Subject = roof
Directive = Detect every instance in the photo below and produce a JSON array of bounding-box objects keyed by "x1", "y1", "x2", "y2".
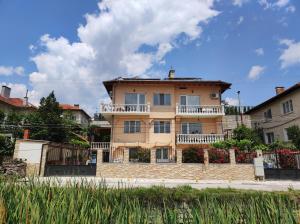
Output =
[
  {"x1": 245, "y1": 82, "x2": 300, "y2": 114},
  {"x1": 60, "y1": 104, "x2": 91, "y2": 119},
  {"x1": 0, "y1": 95, "x2": 36, "y2": 109},
  {"x1": 103, "y1": 76, "x2": 231, "y2": 96}
]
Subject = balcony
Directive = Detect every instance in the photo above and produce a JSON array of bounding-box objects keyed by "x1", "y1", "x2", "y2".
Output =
[
  {"x1": 100, "y1": 103, "x2": 150, "y2": 116},
  {"x1": 176, "y1": 104, "x2": 224, "y2": 117},
  {"x1": 91, "y1": 142, "x2": 110, "y2": 150},
  {"x1": 176, "y1": 134, "x2": 224, "y2": 144}
]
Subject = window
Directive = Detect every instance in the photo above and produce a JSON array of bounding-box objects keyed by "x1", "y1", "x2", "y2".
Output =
[
  {"x1": 154, "y1": 121, "x2": 171, "y2": 133},
  {"x1": 266, "y1": 132, "x2": 275, "y2": 144},
  {"x1": 282, "y1": 100, "x2": 293, "y2": 114},
  {"x1": 284, "y1": 128, "x2": 290, "y2": 141},
  {"x1": 156, "y1": 148, "x2": 169, "y2": 162},
  {"x1": 124, "y1": 121, "x2": 141, "y2": 133},
  {"x1": 264, "y1": 109, "x2": 272, "y2": 121},
  {"x1": 180, "y1": 95, "x2": 200, "y2": 106},
  {"x1": 181, "y1": 123, "x2": 202, "y2": 134},
  {"x1": 153, "y1": 93, "x2": 171, "y2": 105},
  {"x1": 125, "y1": 93, "x2": 145, "y2": 105}
]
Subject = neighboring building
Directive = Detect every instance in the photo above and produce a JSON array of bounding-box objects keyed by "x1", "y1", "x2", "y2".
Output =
[
  {"x1": 246, "y1": 84, "x2": 300, "y2": 144},
  {"x1": 90, "y1": 113, "x2": 111, "y2": 142},
  {"x1": 60, "y1": 104, "x2": 91, "y2": 126},
  {"x1": 0, "y1": 85, "x2": 36, "y2": 113},
  {"x1": 93, "y1": 70, "x2": 231, "y2": 162}
]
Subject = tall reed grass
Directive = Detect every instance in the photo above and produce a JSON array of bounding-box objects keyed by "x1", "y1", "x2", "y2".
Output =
[{"x1": 0, "y1": 177, "x2": 299, "y2": 223}]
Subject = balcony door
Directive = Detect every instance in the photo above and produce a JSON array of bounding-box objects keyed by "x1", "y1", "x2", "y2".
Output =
[
  {"x1": 125, "y1": 93, "x2": 145, "y2": 111},
  {"x1": 180, "y1": 95, "x2": 200, "y2": 113},
  {"x1": 181, "y1": 122, "x2": 202, "y2": 134}
]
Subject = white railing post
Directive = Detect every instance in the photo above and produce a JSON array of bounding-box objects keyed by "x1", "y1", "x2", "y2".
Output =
[{"x1": 176, "y1": 134, "x2": 224, "y2": 144}]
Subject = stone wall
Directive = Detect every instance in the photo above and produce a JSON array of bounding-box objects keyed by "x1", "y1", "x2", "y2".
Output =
[{"x1": 96, "y1": 149, "x2": 256, "y2": 180}]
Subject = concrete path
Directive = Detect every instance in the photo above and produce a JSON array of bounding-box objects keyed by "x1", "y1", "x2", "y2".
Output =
[{"x1": 28, "y1": 177, "x2": 300, "y2": 191}]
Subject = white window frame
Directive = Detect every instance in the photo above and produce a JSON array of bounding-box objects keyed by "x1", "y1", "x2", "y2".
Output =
[
  {"x1": 282, "y1": 99, "x2": 293, "y2": 115},
  {"x1": 125, "y1": 93, "x2": 145, "y2": 105},
  {"x1": 154, "y1": 120, "x2": 171, "y2": 133},
  {"x1": 156, "y1": 147, "x2": 169, "y2": 162},
  {"x1": 265, "y1": 132, "x2": 275, "y2": 144},
  {"x1": 264, "y1": 108, "x2": 272, "y2": 121},
  {"x1": 124, "y1": 121, "x2": 141, "y2": 133}
]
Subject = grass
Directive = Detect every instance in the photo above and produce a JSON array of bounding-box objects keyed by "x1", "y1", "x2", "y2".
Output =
[{"x1": 0, "y1": 178, "x2": 299, "y2": 223}]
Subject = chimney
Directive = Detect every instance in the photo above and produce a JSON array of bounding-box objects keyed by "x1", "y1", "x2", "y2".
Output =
[
  {"x1": 74, "y1": 104, "x2": 80, "y2": 108},
  {"x1": 23, "y1": 90, "x2": 28, "y2": 106},
  {"x1": 275, "y1": 86, "x2": 285, "y2": 95},
  {"x1": 23, "y1": 129, "x2": 30, "y2": 140},
  {"x1": 1, "y1": 86, "x2": 11, "y2": 98},
  {"x1": 168, "y1": 69, "x2": 175, "y2": 79}
]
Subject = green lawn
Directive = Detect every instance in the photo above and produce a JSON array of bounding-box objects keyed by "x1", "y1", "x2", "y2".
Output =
[{"x1": 0, "y1": 178, "x2": 299, "y2": 223}]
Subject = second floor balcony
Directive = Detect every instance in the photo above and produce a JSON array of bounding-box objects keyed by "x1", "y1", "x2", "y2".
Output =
[
  {"x1": 100, "y1": 103, "x2": 151, "y2": 116},
  {"x1": 176, "y1": 104, "x2": 225, "y2": 117}
]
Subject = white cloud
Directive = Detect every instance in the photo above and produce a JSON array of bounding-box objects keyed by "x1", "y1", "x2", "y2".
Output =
[
  {"x1": 258, "y1": 0, "x2": 295, "y2": 11},
  {"x1": 28, "y1": 0, "x2": 219, "y2": 113},
  {"x1": 254, "y1": 48, "x2": 264, "y2": 56},
  {"x1": 247, "y1": 65, "x2": 266, "y2": 80},
  {"x1": 225, "y1": 97, "x2": 239, "y2": 106},
  {"x1": 279, "y1": 39, "x2": 300, "y2": 68},
  {"x1": 232, "y1": 0, "x2": 248, "y2": 7},
  {"x1": 237, "y1": 16, "x2": 244, "y2": 25},
  {"x1": 0, "y1": 66, "x2": 24, "y2": 76}
]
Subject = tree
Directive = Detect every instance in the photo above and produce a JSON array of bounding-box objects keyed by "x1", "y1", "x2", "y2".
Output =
[
  {"x1": 287, "y1": 126, "x2": 300, "y2": 149},
  {"x1": 0, "y1": 110, "x2": 5, "y2": 124},
  {"x1": 233, "y1": 125, "x2": 262, "y2": 145},
  {"x1": 26, "y1": 91, "x2": 67, "y2": 142},
  {"x1": 0, "y1": 135, "x2": 14, "y2": 157}
]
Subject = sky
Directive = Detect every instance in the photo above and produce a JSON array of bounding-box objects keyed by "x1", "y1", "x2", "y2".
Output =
[{"x1": 0, "y1": 0, "x2": 299, "y2": 114}]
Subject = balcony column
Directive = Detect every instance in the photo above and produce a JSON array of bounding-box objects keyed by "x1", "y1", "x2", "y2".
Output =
[
  {"x1": 176, "y1": 148, "x2": 182, "y2": 164},
  {"x1": 204, "y1": 149, "x2": 209, "y2": 167},
  {"x1": 229, "y1": 149, "x2": 236, "y2": 165},
  {"x1": 150, "y1": 148, "x2": 156, "y2": 164}
]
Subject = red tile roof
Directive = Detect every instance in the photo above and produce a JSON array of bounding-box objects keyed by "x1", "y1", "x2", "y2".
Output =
[
  {"x1": 0, "y1": 95, "x2": 36, "y2": 109},
  {"x1": 59, "y1": 104, "x2": 91, "y2": 118}
]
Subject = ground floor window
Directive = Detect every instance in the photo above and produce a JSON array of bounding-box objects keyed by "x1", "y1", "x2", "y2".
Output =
[
  {"x1": 266, "y1": 132, "x2": 275, "y2": 144},
  {"x1": 129, "y1": 148, "x2": 150, "y2": 163},
  {"x1": 156, "y1": 148, "x2": 170, "y2": 163}
]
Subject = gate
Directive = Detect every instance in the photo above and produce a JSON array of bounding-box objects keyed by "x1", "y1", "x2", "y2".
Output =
[
  {"x1": 44, "y1": 143, "x2": 96, "y2": 176},
  {"x1": 263, "y1": 150, "x2": 300, "y2": 180}
]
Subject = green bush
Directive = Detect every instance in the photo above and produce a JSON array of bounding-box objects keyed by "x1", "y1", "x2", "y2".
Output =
[
  {"x1": 287, "y1": 126, "x2": 300, "y2": 149},
  {"x1": 69, "y1": 139, "x2": 90, "y2": 148},
  {"x1": 269, "y1": 140, "x2": 296, "y2": 150}
]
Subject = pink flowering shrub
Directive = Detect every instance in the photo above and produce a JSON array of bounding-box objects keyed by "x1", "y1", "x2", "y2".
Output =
[
  {"x1": 235, "y1": 149, "x2": 257, "y2": 164},
  {"x1": 208, "y1": 149, "x2": 230, "y2": 163}
]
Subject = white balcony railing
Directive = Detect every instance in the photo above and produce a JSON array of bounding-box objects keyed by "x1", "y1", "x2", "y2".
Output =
[
  {"x1": 91, "y1": 142, "x2": 110, "y2": 150},
  {"x1": 176, "y1": 104, "x2": 224, "y2": 116},
  {"x1": 176, "y1": 134, "x2": 224, "y2": 144},
  {"x1": 100, "y1": 103, "x2": 150, "y2": 114}
]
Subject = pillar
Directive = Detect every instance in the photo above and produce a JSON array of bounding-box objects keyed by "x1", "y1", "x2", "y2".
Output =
[
  {"x1": 176, "y1": 149, "x2": 182, "y2": 164},
  {"x1": 39, "y1": 144, "x2": 48, "y2": 177},
  {"x1": 123, "y1": 148, "x2": 129, "y2": 163},
  {"x1": 96, "y1": 149, "x2": 103, "y2": 177},
  {"x1": 256, "y1": 150, "x2": 263, "y2": 158},
  {"x1": 229, "y1": 149, "x2": 236, "y2": 165},
  {"x1": 204, "y1": 148, "x2": 209, "y2": 167},
  {"x1": 150, "y1": 148, "x2": 156, "y2": 164}
]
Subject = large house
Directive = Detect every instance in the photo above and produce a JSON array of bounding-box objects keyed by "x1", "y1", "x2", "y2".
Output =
[
  {"x1": 93, "y1": 70, "x2": 231, "y2": 162},
  {"x1": 246, "y1": 83, "x2": 300, "y2": 144},
  {"x1": 0, "y1": 86, "x2": 36, "y2": 113}
]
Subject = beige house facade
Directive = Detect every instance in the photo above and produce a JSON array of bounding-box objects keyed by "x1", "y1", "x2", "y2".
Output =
[
  {"x1": 92, "y1": 70, "x2": 231, "y2": 162},
  {"x1": 246, "y1": 84, "x2": 300, "y2": 144}
]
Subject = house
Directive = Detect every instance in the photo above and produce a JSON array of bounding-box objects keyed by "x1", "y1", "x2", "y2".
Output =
[
  {"x1": 245, "y1": 83, "x2": 300, "y2": 144},
  {"x1": 0, "y1": 85, "x2": 36, "y2": 113},
  {"x1": 92, "y1": 70, "x2": 231, "y2": 162},
  {"x1": 60, "y1": 104, "x2": 91, "y2": 126}
]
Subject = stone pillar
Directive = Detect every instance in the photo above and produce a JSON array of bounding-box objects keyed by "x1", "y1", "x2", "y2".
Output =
[
  {"x1": 204, "y1": 149, "x2": 209, "y2": 167},
  {"x1": 39, "y1": 144, "x2": 48, "y2": 177},
  {"x1": 256, "y1": 150, "x2": 263, "y2": 158},
  {"x1": 150, "y1": 148, "x2": 156, "y2": 164},
  {"x1": 123, "y1": 148, "x2": 129, "y2": 163},
  {"x1": 229, "y1": 149, "x2": 236, "y2": 165},
  {"x1": 96, "y1": 149, "x2": 103, "y2": 177},
  {"x1": 176, "y1": 149, "x2": 182, "y2": 164}
]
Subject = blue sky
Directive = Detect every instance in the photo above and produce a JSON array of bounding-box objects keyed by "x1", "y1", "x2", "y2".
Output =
[{"x1": 0, "y1": 0, "x2": 299, "y2": 113}]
